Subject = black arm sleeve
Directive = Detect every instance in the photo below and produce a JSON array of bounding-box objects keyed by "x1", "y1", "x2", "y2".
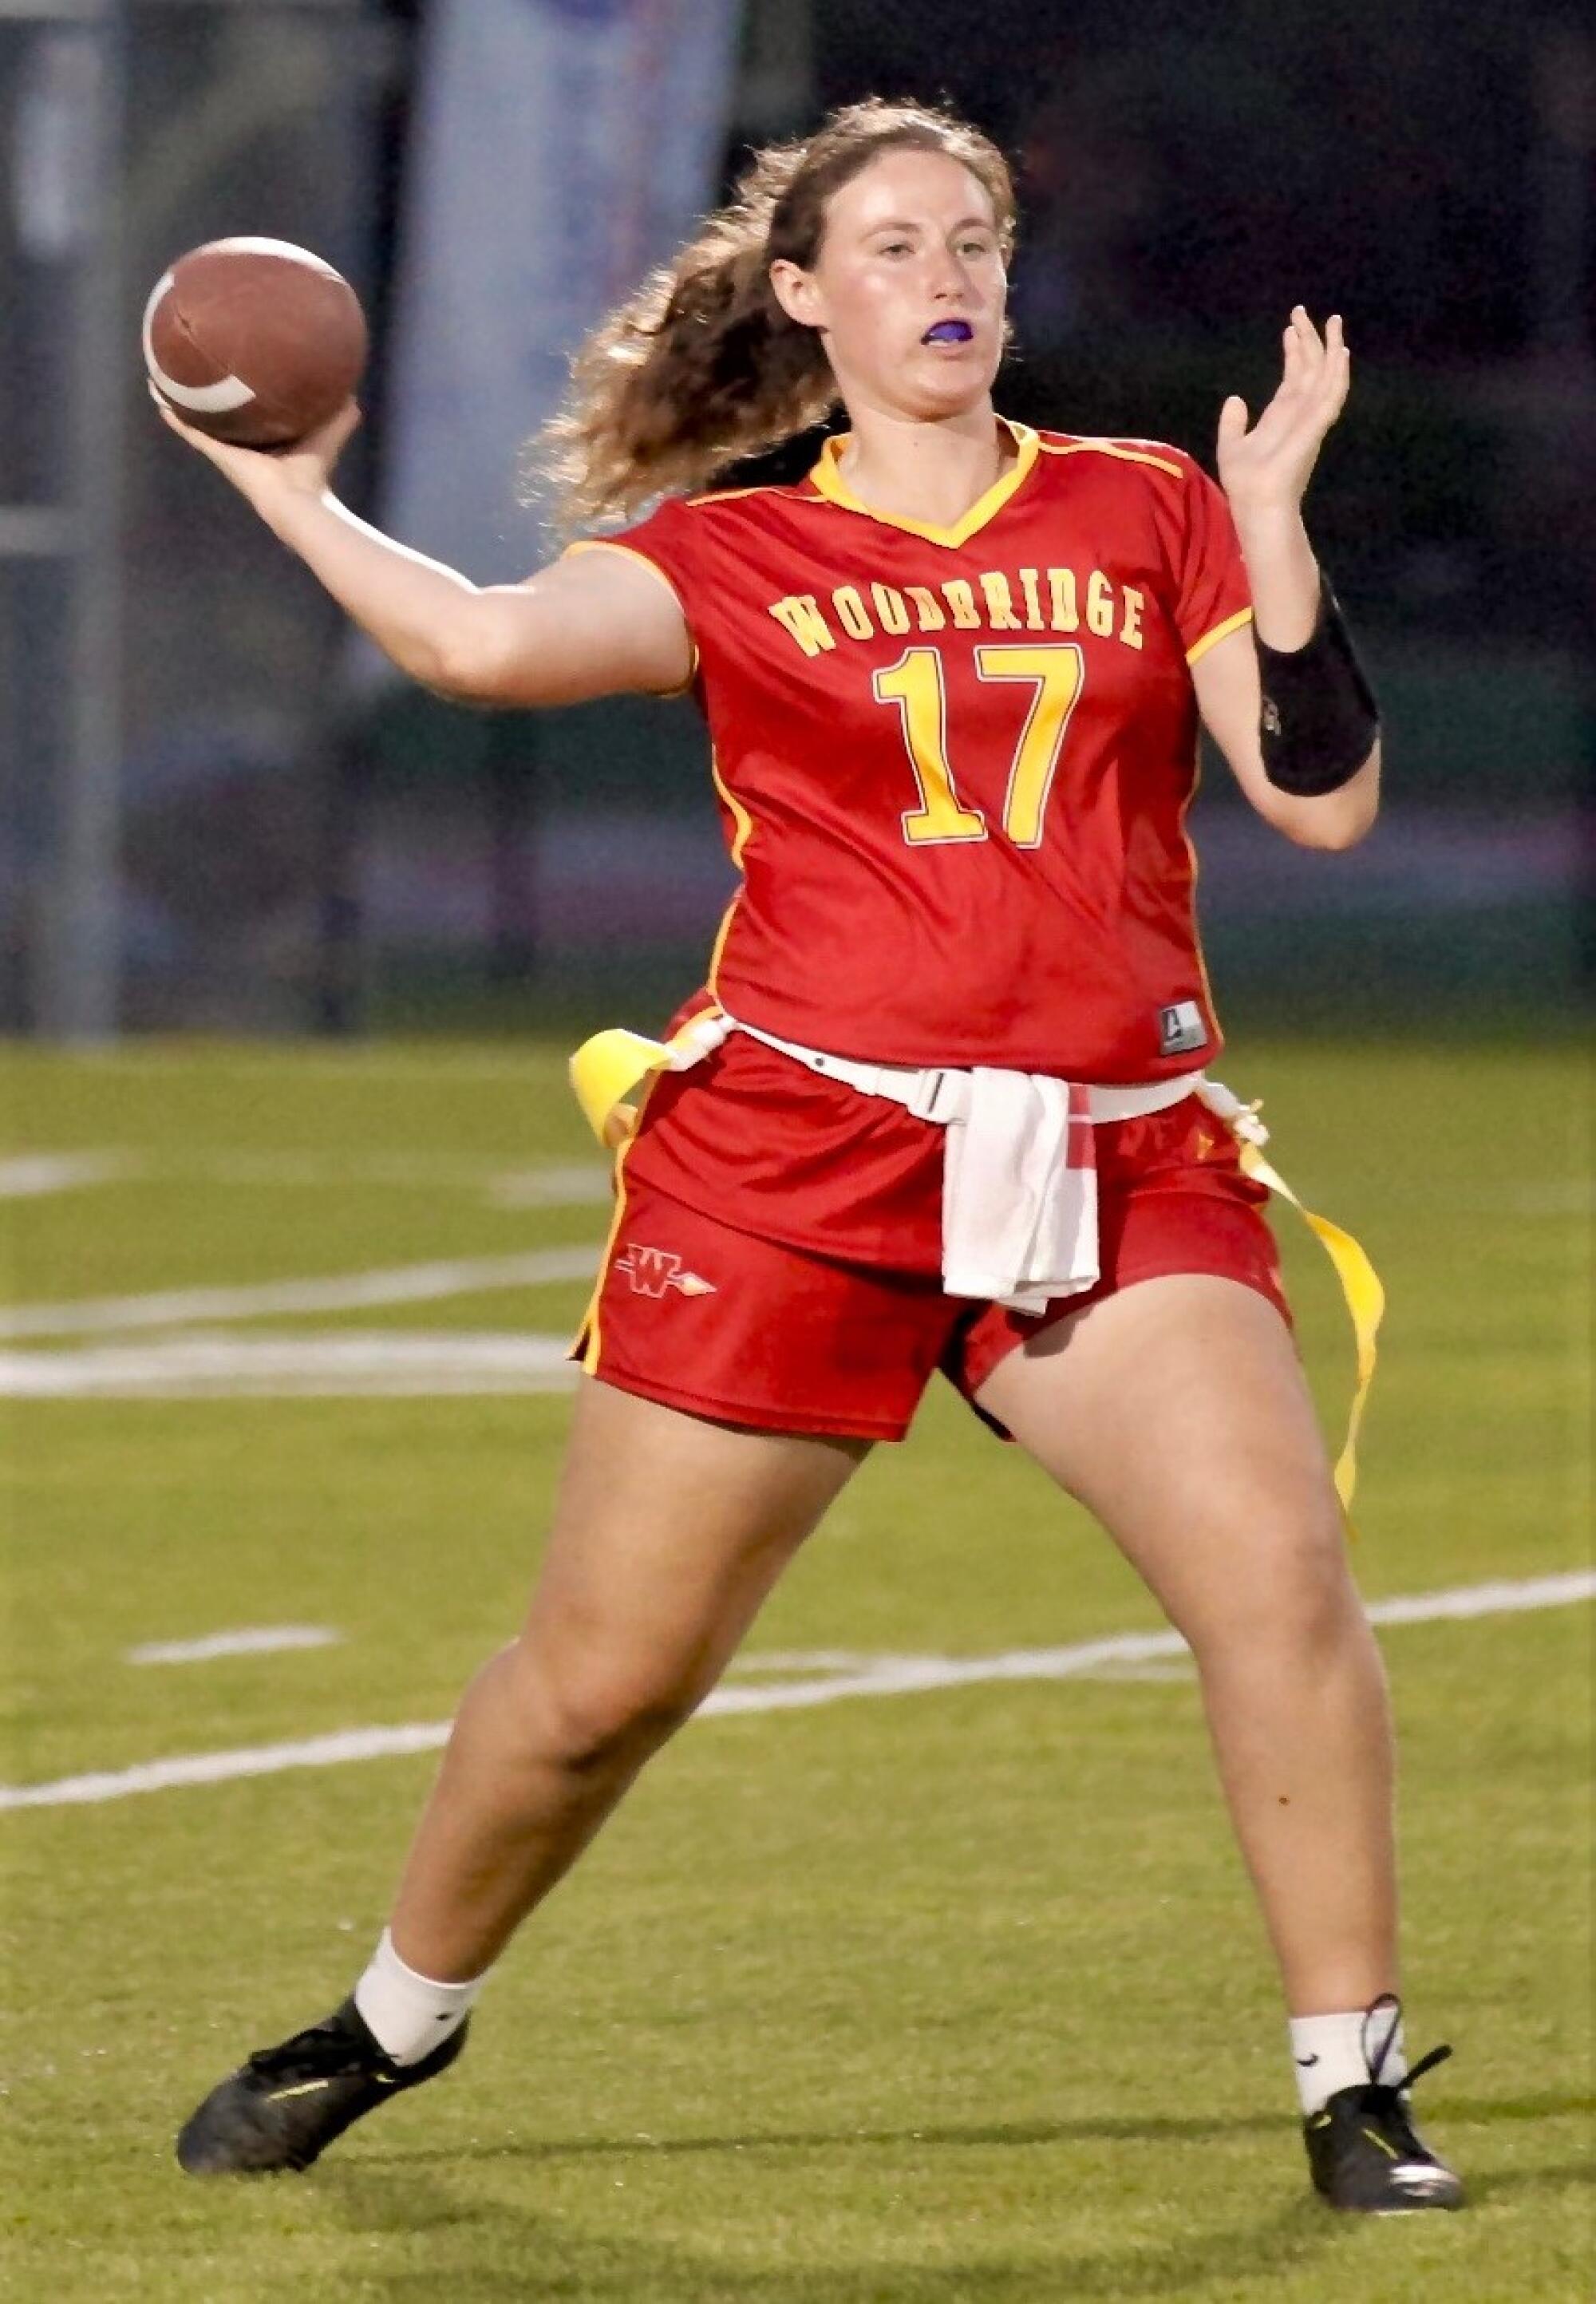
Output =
[{"x1": 1257, "y1": 577, "x2": 1380, "y2": 796}]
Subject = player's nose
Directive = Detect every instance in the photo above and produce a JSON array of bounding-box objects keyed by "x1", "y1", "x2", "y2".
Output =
[{"x1": 925, "y1": 244, "x2": 977, "y2": 301}]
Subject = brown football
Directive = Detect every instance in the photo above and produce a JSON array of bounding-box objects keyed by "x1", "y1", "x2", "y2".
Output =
[{"x1": 143, "y1": 237, "x2": 367, "y2": 449}]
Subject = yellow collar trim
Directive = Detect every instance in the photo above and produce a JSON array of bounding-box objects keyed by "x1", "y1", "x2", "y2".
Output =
[{"x1": 808, "y1": 419, "x2": 1040, "y2": 549}]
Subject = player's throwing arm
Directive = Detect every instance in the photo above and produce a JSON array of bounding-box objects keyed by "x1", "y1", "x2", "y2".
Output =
[{"x1": 148, "y1": 250, "x2": 691, "y2": 708}]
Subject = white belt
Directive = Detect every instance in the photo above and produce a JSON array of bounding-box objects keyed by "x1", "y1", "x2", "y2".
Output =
[
  {"x1": 725, "y1": 1014, "x2": 1210, "y2": 1317},
  {"x1": 731, "y1": 1018, "x2": 1204, "y2": 1130}
]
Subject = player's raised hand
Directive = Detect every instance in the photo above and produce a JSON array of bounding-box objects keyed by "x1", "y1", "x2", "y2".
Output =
[
  {"x1": 151, "y1": 386, "x2": 361, "y2": 508},
  {"x1": 1216, "y1": 309, "x2": 1349, "y2": 522}
]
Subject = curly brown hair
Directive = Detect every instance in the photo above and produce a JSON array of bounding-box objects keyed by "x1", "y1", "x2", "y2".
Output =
[{"x1": 530, "y1": 98, "x2": 1017, "y2": 535}]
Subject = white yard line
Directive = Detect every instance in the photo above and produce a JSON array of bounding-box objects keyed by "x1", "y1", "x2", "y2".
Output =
[
  {"x1": 1502, "y1": 1181, "x2": 1596, "y2": 1218},
  {"x1": 128, "y1": 1633, "x2": 855, "y2": 1672},
  {"x1": 0, "y1": 1153, "x2": 134, "y2": 1198},
  {"x1": 1355, "y1": 1573, "x2": 1596, "y2": 1627},
  {"x1": 729, "y1": 1650, "x2": 895, "y2": 1674},
  {"x1": 128, "y1": 1626, "x2": 342, "y2": 1666},
  {"x1": 1, "y1": 1330, "x2": 582, "y2": 1398},
  {"x1": 164, "y1": 1152, "x2": 611, "y2": 1203},
  {"x1": 3, "y1": 1571, "x2": 1589, "y2": 1814},
  {"x1": 0, "y1": 1049, "x2": 548, "y2": 1082},
  {"x1": 0, "y1": 1247, "x2": 598, "y2": 1342},
  {"x1": 0, "y1": 1148, "x2": 613, "y2": 1203},
  {"x1": 483, "y1": 1168, "x2": 615, "y2": 1210},
  {"x1": 163, "y1": 1152, "x2": 580, "y2": 1190}
]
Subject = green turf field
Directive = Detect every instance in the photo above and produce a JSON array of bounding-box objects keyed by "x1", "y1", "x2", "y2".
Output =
[{"x1": 1, "y1": 1035, "x2": 1590, "y2": 2302}]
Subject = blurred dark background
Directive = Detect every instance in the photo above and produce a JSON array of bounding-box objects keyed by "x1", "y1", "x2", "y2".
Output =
[{"x1": 2, "y1": 0, "x2": 1591, "y2": 1041}]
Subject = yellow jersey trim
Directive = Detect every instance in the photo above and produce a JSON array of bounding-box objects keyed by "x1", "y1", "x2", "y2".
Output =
[
  {"x1": 575, "y1": 1121, "x2": 638, "y2": 1374},
  {"x1": 1185, "y1": 606, "x2": 1254, "y2": 666},
  {"x1": 572, "y1": 1049, "x2": 687, "y2": 1364},
  {"x1": 1037, "y1": 437, "x2": 1185, "y2": 481},
  {"x1": 1176, "y1": 738, "x2": 1219, "y2": 1035},
  {"x1": 709, "y1": 745, "x2": 756, "y2": 869},
  {"x1": 705, "y1": 745, "x2": 754, "y2": 998},
  {"x1": 807, "y1": 419, "x2": 1040, "y2": 549},
  {"x1": 684, "y1": 483, "x2": 791, "y2": 508},
  {"x1": 563, "y1": 540, "x2": 699, "y2": 694}
]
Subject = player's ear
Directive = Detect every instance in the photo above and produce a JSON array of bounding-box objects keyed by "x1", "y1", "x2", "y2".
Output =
[{"x1": 769, "y1": 258, "x2": 823, "y2": 330}]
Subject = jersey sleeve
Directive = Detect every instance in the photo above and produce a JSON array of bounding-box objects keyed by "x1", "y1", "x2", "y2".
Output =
[
  {"x1": 561, "y1": 496, "x2": 701, "y2": 694},
  {"x1": 1167, "y1": 453, "x2": 1252, "y2": 665},
  {"x1": 565, "y1": 497, "x2": 697, "y2": 631}
]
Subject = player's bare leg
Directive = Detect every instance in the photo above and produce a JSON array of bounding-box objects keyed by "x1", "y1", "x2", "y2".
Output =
[
  {"x1": 977, "y1": 1272, "x2": 1462, "y2": 2209},
  {"x1": 389, "y1": 1377, "x2": 867, "y2": 1979},
  {"x1": 177, "y1": 1379, "x2": 864, "y2": 2173},
  {"x1": 978, "y1": 1274, "x2": 1394, "y2": 2005}
]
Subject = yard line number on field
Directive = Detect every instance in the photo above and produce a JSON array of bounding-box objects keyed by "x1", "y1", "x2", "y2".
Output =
[{"x1": 3, "y1": 1571, "x2": 1590, "y2": 1814}]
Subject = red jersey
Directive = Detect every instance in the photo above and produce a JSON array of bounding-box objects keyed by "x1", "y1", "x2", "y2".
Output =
[{"x1": 576, "y1": 419, "x2": 1251, "y2": 1083}]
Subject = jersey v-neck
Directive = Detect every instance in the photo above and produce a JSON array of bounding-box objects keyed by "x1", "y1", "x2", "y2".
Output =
[{"x1": 806, "y1": 417, "x2": 1040, "y2": 550}]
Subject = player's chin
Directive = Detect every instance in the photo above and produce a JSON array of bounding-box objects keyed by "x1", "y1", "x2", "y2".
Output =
[{"x1": 893, "y1": 351, "x2": 999, "y2": 419}]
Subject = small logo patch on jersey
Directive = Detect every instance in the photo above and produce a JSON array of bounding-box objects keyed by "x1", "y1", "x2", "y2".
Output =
[
  {"x1": 1158, "y1": 999, "x2": 1207, "y2": 1057},
  {"x1": 613, "y1": 1243, "x2": 717, "y2": 1300}
]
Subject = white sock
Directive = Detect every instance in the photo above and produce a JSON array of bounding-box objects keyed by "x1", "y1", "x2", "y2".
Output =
[
  {"x1": 354, "y1": 1928, "x2": 484, "y2": 2067},
  {"x1": 1290, "y1": 1997, "x2": 1407, "y2": 2115}
]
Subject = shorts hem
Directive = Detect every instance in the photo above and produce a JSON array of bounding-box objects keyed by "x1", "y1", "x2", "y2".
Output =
[
  {"x1": 582, "y1": 1361, "x2": 911, "y2": 1443},
  {"x1": 958, "y1": 1259, "x2": 1291, "y2": 1402},
  {"x1": 1108, "y1": 1259, "x2": 1290, "y2": 1321}
]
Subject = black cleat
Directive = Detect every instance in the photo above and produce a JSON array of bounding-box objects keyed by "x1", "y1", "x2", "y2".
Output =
[
  {"x1": 176, "y1": 1994, "x2": 468, "y2": 2175},
  {"x1": 1303, "y1": 1995, "x2": 1464, "y2": 2213}
]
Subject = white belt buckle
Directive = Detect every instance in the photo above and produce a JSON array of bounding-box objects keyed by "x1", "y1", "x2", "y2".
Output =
[{"x1": 907, "y1": 1068, "x2": 963, "y2": 1124}]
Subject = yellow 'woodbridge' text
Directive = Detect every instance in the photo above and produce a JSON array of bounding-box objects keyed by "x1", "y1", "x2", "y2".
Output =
[{"x1": 768, "y1": 566, "x2": 1147, "y2": 659}]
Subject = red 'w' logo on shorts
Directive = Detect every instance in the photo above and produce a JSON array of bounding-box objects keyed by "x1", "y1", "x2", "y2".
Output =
[{"x1": 612, "y1": 1243, "x2": 717, "y2": 1299}]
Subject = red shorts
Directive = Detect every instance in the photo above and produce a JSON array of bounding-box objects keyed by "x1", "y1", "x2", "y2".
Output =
[{"x1": 574, "y1": 1045, "x2": 1287, "y2": 1441}]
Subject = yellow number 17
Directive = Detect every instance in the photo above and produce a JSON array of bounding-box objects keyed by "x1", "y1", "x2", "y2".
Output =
[{"x1": 871, "y1": 644, "x2": 1086, "y2": 849}]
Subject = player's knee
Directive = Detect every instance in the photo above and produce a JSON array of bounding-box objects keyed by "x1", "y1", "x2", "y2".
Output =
[
  {"x1": 513, "y1": 1650, "x2": 698, "y2": 1776},
  {"x1": 1191, "y1": 1516, "x2": 1361, "y2": 1668},
  {"x1": 1268, "y1": 1545, "x2": 1365, "y2": 1663}
]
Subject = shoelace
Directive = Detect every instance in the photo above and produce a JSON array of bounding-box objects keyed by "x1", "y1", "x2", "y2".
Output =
[
  {"x1": 1387, "y1": 2042, "x2": 1452, "y2": 2093},
  {"x1": 1361, "y1": 1993, "x2": 1452, "y2": 2095},
  {"x1": 1359, "y1": 2045, "x2": 1452, "y2": 2153},
  {"x1": 245, "y1": 2014, "x2": 379, "y2": 2085},
  {"x1": 1350, "y1": 1990, "x2": 1454, "y2": 2160}
]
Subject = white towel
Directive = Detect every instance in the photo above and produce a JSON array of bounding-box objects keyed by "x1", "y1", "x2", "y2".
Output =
[{"x1": 940, "y1": 1070, "x2": 1099, "y2": 1315}]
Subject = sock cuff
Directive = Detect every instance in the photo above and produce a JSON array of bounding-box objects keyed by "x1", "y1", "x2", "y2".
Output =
[
  {"x1": 354, "y1": 1927, "x2": 485, "y2": 2065},
  {"x1": 374, "y1": 1927, "x2": 483, "y2": 2004},
  {"x1": 1289, "y1": 2003, "x2": 1408, "y2": 2116}
]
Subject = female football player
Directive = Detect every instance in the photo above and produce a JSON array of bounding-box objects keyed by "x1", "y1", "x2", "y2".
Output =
[{"x1": 164, "y1": 99, "x2": 1460, "y2": 2212}]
